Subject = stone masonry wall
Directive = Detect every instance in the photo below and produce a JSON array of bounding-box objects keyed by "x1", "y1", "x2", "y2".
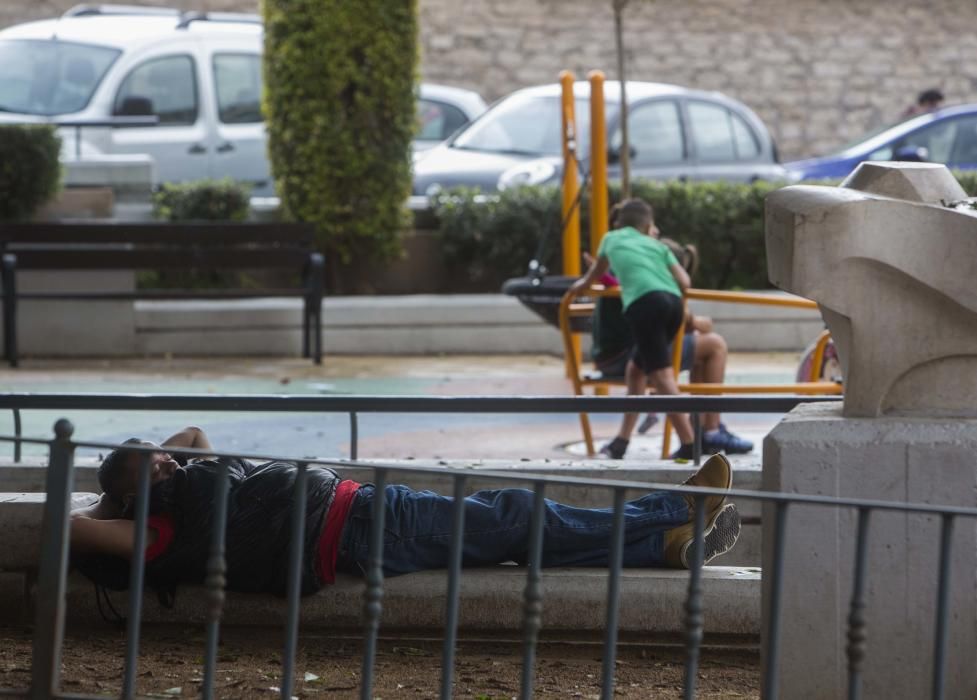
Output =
[{"x1": 5, "y1": 0, "x2": 977, "y2": 159}]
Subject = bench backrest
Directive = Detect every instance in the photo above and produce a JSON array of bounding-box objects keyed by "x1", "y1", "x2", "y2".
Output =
[{"x1": 0, "y1": 222, "x2": 318, "y2": 270}]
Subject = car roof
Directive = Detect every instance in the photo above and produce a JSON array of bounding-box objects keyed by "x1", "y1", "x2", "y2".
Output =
[
  {"x1": 509, "y1": 80, "x2": 731, "y2": 105},
  {"x1": 419, "y1": 84, "x2": 487, "y2": 119},
  {"x1": 0, "y1": 13, "x2": 262, "y2": 50}
]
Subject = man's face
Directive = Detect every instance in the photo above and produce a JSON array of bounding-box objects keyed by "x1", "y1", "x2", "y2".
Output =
[{"x1": 121, "y1": 441, "x2": 180, "y2": 495}]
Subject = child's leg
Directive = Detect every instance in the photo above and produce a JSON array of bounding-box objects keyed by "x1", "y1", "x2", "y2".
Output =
[
  {"x1": 615, "y1": 358, "x2": 648, "y2": 441},
  {"x1": 647, "y1": 366, "x2": 694, "y2": 444}
]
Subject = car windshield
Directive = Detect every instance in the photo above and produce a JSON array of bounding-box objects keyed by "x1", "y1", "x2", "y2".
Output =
[
  {"x1": 829, "y1": 115, "x2": 925, "y2": 157},
  {"x1": 452, "y1": 93, "x2": 612, "y2": 158},
  {"x1": 0, "y1": 39, "x2": 120, "y2": 116}
]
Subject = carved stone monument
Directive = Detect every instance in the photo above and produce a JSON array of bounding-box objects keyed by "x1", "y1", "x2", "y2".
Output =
[{"x1": 763, "y1": 162, "x2": 977, "y2": 699}]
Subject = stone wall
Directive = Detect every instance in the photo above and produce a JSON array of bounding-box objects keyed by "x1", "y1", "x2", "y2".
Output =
[{"x1": 5, "y1": 0, "x2": 977, "y2": 159}]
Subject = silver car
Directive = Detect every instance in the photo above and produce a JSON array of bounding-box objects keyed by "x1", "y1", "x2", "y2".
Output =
[
  {"x1": 0, "y1": 5, "x2": 487, "y2": 196},
  {"x1": 413, "y1": 80, "x2": 787, "y2": 195}
]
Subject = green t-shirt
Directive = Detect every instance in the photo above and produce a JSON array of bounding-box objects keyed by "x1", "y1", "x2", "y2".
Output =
[{"x1": 597, "y1": 226, "x2": 681, "y2": 309}]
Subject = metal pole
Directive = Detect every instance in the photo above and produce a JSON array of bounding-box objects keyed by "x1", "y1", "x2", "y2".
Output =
[
  {"x1": 360, "y1": 469, "x2": 388, "y2": 700},
  {"x1": 280, "y1": 462, "x2": 309, "y2": 700},
  {"x1": 202, "y1": 459, "x2": 231, "y2": 700},
  {"x1": 30, "y1": 419, "x2": 76, "y2": 700},
  {"x1": 13, "y1": 408, "x2": 21, "y2": 462},
  {"x1": 682, "y1": 495, "x2": 707, "y2": 699},
  {"x1": 846, "y1": 507, "x2": 871, "y2": 700},
  {"x1": 589, "y1": 70, "x2": 608, "y2": 256},
  {"x1": 762, "y1": 502, "x2": 789, "y2": 700},
  {"x1": 121, "y1": 451, "x2": 153, "y2": 699},
  {"x1": 599, "y1": 488, "x2": 627, "y2": 699},
  {"x1": 613, "y1": 0, "x2": 631, "y2": 198},
  {"x1": 559, "y1": 69, "x2": 582, "y2": 379},
  {"x1": 519, "y1": 484, "x2": 547, "y2": 699},
  {"x1": 349, "y1": 411, "x2": 358, "y2": 461},
  {"x1": 931, "y1": 514, "x2": 955, "y2": 700},
  {"x1": 439, "y1": 476, "x2": 467, "y2": 699},
  {"x1": 692, "y1": 412, "x2": 702, "y2": 466}
]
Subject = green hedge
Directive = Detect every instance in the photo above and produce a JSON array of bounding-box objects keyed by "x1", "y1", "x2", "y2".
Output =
[
  {"x1": 0, "y1": 125, "x2": 62, "y2": 221},
  {"x1": 263, "y1": 0, "x2": 417, "y2": 273},
  {"x1": 152, "y1": 178, "x2": 251, "y2": 222},
  {"x1": 434, "y1": 171, "x2": 977, "y2": 291}
]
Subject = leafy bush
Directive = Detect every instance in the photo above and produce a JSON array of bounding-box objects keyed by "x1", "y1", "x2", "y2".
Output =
[
  {"x1": 263, "y1": 0, "x2": 417, "y2": 270},
  {"x1": 152, "y1": 178, "x2": 251, "y2": 222},
  {"x1": 0, "y1": 125, "x2": 62, "y2": 221}
]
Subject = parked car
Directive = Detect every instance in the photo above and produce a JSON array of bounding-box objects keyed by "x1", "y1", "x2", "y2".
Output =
[
  {"x1": 785, "y1": 105, "x2": 977, "y2": 181},
  {"x1": 0, "y1": 5, "x2": 486, "y2": 196},
  {"x1": 412, "y1": 80, "x2": 787, "y2": 196}
]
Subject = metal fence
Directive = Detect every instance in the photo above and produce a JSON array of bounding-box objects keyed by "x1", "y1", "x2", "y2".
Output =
[{"x1": 1, "y1": 393, "x2": 974, "y2": 700}]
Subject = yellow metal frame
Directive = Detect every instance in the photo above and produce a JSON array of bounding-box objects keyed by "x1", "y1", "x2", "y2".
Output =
[{"x1": 559, "y1": 286, "x2": 843, "y2": 457}]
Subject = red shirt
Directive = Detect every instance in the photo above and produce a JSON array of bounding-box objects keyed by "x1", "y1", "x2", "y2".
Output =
[{"x1": 144, "y1": 480, "x2": 362, "y2": 587}]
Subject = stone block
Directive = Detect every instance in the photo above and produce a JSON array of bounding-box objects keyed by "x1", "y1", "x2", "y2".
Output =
[{"x1": 762, "y1": 403, "x2": 977, "y2": 700}]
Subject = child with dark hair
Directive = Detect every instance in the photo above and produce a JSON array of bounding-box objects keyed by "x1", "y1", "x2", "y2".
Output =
[{"x1": 569, "y1": 198, "x2": 696, "y2": 460}]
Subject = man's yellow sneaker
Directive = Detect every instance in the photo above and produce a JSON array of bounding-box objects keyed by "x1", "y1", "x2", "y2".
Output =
[
  {"x1": 681, "y1": 453, "x2": 732, "y2": 515},
  {"x1": 663, "y1": 502, "x2": 741, "y2": 568}
]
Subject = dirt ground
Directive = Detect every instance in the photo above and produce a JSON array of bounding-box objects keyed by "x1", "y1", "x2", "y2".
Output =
[{"x1": 0, "y1": 626, "x2": 759, "y2": 699}]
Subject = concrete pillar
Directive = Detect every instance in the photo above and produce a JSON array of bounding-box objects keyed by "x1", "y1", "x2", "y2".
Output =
[{"x1": 762, "y1": 402, "x2": 977, "y2": 699}]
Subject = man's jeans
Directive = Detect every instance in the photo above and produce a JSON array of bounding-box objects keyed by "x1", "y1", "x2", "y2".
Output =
[{"x1": 337, "y1": 484, "x2": 689, "y2": 576}]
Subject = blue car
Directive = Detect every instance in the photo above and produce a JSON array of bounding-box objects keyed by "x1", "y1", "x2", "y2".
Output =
[{"x1": 785, "y1": 105, "x2": 977, "y2": 180}]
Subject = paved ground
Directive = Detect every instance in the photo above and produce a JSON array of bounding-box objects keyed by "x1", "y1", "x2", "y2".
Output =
[{"x1": 1, "y1": 353, "x2": 801, "y2": 463}]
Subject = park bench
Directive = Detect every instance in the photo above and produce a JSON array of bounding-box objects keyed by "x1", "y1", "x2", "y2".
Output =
[{"x1": 0, "y1": 222, "x2": 325, "y2": 367}]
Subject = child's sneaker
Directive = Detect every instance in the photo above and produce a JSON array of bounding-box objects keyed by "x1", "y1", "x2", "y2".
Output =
[
  {"x1": 599, "y1": 437, "x2": 629, "y2": 459},
  {"x1": 702, "y1": 425, "x2": 753, "y2": 455}
]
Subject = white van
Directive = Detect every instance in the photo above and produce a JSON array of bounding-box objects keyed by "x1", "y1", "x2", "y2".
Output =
[{"x1": 0, "y1": 5, "x2": 486, "y2": 196}]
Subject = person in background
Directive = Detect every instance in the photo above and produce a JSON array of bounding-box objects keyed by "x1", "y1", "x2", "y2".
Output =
[{"x1": 901, "y1": 88, "x2": 944, "y2": 119}]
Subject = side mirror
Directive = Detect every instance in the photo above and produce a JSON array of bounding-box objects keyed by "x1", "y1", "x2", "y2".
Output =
[
  {"x1": 115, "y1": 96, "x2": 155, "y2": 117},
  {"x1": 608, "y1": 145, "x2": 637, "y2": 165},
  {"x1": 893, "y1": 145, "x2": 929, "y2": 162}
]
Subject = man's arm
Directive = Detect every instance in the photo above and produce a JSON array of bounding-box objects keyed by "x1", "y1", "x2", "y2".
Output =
[
  {"x1": 70, "y1": 513, "x2": 157, "y2": 559},
  {"x1": 161, "y1": 426, "x2": 214, "y2": 460}
]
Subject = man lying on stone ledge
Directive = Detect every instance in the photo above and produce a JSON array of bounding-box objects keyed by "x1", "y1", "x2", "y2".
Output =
[{"x1": 70, "y1": 426, "x2": 741, "y2": 597}]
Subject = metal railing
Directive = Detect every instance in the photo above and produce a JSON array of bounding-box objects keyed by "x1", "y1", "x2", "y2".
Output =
[{"x1": 1, "y1": 393, "x2": 972, "y2": 700}]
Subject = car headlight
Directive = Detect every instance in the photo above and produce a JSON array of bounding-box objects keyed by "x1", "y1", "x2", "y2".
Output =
[{"x1": 498, "y1": 161, "x2": 556, "y2": 190}]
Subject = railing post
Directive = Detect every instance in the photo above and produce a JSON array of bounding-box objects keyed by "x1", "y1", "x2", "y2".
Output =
[
  {"x1": 280, "y1": 462, "x2": 309, "y2": 700},
  {"x1": 202, "y1": 459, "x2": 231, "y2": 700},
  {"x1": 846, "y1": 507, "x2": 871, "y2": 700},
  {"x1": 762, "y1": 502, "x2": 789, "y2": 700},
  {"x1": 349, "y1": 411, "x2": 358, "y2": 461},
  {"x1": 13, "y1": 407, "x2": 21, "y2": 462},
  {"x1": 360, "y1": 469, "x2": 388, "y2": 700},
  {"x1": 599, "y1": 488, "x2": 627, "y2": 699},
  {"x1": 691, "y1": 412, "x2": 702, "y2": 466},
  {"x1": 519, "y1": 484, "x2": 547, "y2": 699},
  {"x1": 931, "y1": 514, "x2": 955, "y2": 700},
  {"x1": 682, "y1": 495, "x2": 707, "y2": 700},
  {"x1": 122, "y1": 451, "x2": 154, "y2": 699},
  {"x1": 30, "y1": 419, "x2": 76, "y2": 700},
  {"x1": 439, "y1": 475, "x2": 467, "y2": 699}
]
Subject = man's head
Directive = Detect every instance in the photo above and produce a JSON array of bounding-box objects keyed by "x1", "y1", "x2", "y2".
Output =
[
  {"x1": 615, "y1": 198, "x2": 658, "y2": 237},
  {"x1": 98, "y1": 438, "x2": 180, "y2": 506},
  {"x1": 917, "y1": 88, "x2": 944, "y2": 111}
]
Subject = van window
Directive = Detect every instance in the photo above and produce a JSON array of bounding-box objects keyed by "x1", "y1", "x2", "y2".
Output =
[
  {"x1": 688, "y1": 101, "x2": 736, "y2": 163},
  {"x1": 617, "y1": 100, "x2": 684, "y2": 165},
  {"x1": 113, "y1": 55, "x2": 198, "y2": 126},
  {"x1": 417, "y1": 98, "x2": 467, "y2": 141},
  {"x1": 213, "y1": 53, "x2": 262, "y2": 124}
]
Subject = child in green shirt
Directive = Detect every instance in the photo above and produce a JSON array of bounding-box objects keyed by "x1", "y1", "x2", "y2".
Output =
[{"x1": 569, "y1": 198, "x2": 696, "y2": 459}]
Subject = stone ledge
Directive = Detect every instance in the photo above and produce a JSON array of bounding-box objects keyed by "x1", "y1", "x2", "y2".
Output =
[{"x1": 62, "y1": 566, "x2": 760, "y2": 635}]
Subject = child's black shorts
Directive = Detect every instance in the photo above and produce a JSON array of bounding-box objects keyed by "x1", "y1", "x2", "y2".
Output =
[{"x1": 623, "y1": 290, "x2": 684, "y2": 372}]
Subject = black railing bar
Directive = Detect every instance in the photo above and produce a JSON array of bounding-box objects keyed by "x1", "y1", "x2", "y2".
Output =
[
  {"x1": 360, "y1": 469, "x2": 388, "y2": 700},
  {"x1": 0, "y1": 392, "x2": 840, "y2": 413},
  {"x1": 519, "y1": 484, "x2": 547, "y2": 700},
  {"x1": 349, "y1": 411, "x2": 358, "y2": 461},
  {"x1": 38, "y1": 438, "x2": 977, "y2": 517},
  {"x1": 12, "y1": 408, "x2": 21, "y2": 462},
  {"x1": 280, "y1": 462, "x2": 309, "y2": 700},
  {"x1": 121, "y1": 454, "x2": 153, "y2": 699},
  {"x1": 761, "y1": 502, "x2": 789, "y2": 700},
  {"x1": 0, "y1": 434, "x2": 54, "y2": 446},
  {"x1": 439, "y1": 475, "x2": 467, "y2": 699},
  {"x1": 931, "y1": 515, "x2": 955, "y2": 700},
  {"x1": 201, "y1": 460, "x2": 231, "y2": 700},
  {"x1": 30, "y1": 420, "x2": 76, "y2": 698},
  {"x1": 846, "y1": 507, "x2": 871, "y2": 700},
  {"x1": 691, "y1": 412, "x2": 702, "y2": 467},
  {"x1": 682, "y1": 495, "x2": 708, "y2": 700},
  {"x1": 599, "y1": 488, "x2": 627, "y2": 699}
]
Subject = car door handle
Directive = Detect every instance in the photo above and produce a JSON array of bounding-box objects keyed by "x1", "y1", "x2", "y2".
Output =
[
  {"x1": 216, "y1": 142, "x2": 235, "y2": 154},
  {"x1": 188, "y1": 144, "x2": 207, "y2": 155}
]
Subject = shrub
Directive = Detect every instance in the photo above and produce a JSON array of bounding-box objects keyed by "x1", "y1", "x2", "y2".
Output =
[
  {"x1": 152, "y1": 178, "x2": 251, "y2": 222},
  {"x1": 0, "y1": 125, "x2": 62, "y2": 221},
  {"x1": 263, "y1": 0, "x2": 417, "y2": 272}
]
